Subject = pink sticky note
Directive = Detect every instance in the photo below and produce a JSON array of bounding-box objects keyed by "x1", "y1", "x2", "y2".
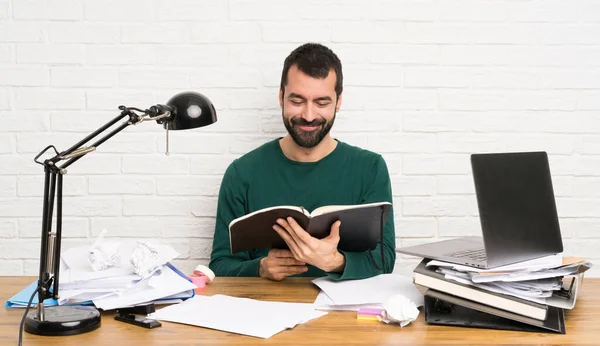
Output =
[{"x1": 357, "y1": 308, "x2": 384, "y2": 316}]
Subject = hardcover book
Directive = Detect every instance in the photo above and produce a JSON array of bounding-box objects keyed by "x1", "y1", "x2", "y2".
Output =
[{"x1": 229, "y1": 202, "x2": 392, "y2": 254}]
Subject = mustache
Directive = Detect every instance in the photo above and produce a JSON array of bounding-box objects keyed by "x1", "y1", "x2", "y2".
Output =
[{"x1": 290, "y1": 117, "x2": 326, "y2": 126}]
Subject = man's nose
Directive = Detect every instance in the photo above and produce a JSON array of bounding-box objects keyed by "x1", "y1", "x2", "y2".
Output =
[{"x1": 301, "y1": 104, "x2": 317, "y2": 122}]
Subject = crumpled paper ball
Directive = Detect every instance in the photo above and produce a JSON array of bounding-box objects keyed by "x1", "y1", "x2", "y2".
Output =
[
  {"x1": 130, "y1": 241, "x2": 161, "y2": 277},
  {"x1": 378, "y1": 294, "x2": 420, "y2": 327},
  {"x1": 89, "y1": 229, "x2": 121, "y2": 271}
]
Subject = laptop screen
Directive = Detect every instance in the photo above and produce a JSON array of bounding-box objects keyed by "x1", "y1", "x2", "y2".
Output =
[{"x1": 471, "y1": 151, "x2": 564, "y2": 266}]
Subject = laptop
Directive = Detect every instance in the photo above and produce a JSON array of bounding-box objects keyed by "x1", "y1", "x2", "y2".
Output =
[{"x1": 397, "y1": 151, "x2": 563, "y2": 269}]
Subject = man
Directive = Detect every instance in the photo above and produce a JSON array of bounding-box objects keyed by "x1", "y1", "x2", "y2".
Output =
[{"x1": 208, "y1": 43, "x2": 395, "y2": 281}]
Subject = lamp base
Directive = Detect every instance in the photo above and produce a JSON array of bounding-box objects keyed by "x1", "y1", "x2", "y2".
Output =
[{"x1": 24, "y1": 306, "x2": 101, "y2": 336}]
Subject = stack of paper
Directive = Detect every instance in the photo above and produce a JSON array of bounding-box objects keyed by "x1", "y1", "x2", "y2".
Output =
[
  {"x1": 58, "y1": 241, "x2": 187, "y2": 306},
  {"x1": 91, "y1": 264, "x2": 197, "y2": 310},
  {"x1": 6, "y1": 242, "x2": 196, "y2": 310},
  {"x1": 312, "y1": 274, "x2": 424, "y2": 311},
  {"x1": 149, "y1": 294, "x2": 327, "y2": 338},
  {"x1": 426, "y1": 255, "x2": 592, "y2": 309}
]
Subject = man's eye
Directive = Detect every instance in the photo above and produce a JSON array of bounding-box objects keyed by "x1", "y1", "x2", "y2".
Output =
[
  {"x1": 317, "y1": 103, "x2": 330, "y2": 107},
  {"x1": 290, "y1": 100, "x2": 303, "y2": 105}
]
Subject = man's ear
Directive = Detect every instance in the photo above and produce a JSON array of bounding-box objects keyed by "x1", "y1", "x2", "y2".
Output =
[
  {"x1": 335, "y1": 92, "x2": 343, "y2": 112},
  {"x1": 279, "y1": 89, "x2": 284, "y2": 109}
]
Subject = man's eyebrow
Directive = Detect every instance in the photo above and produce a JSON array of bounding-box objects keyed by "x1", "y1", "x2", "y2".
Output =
[
  {"x1": 288, "y1": 93, "x2": 332, "y2": 102},
  {"x1": 288, "y1": 93, "x2": 306, "y2": 100}
]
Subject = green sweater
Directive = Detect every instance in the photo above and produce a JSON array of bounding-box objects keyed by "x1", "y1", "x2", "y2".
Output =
[{"x1": 208, "y1": 139, "x2": 396, "y2": 280}]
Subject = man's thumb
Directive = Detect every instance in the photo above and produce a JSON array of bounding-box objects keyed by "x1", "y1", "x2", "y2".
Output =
[{"x1": 327, "y1": 220, "x2": 341, "y2": 241}]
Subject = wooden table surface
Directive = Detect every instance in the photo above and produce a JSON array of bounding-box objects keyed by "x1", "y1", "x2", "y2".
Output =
[{"x1": 2, "y1": 276, "x2": 599, "y2": 345}]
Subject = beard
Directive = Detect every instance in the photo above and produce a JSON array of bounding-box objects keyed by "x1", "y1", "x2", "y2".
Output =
[{"x1": 282, "y1": 110, "x2": 336, "y2": 149}]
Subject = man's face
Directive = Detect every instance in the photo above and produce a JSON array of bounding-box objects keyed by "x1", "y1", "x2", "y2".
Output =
[{"x1": 279, "y1": 65, "x2": 342, "y2": 148}]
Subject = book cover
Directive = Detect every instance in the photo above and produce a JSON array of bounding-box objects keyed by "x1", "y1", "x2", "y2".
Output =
[
  {"x1": 424, "y1": 289, "x2": 565, "y2": 334},
  {"x1": 229, "y1": 202, "x2": 392, "y2": 254},
  {"x1": 413, "y1": 259, "x2": 548, "y2": 321}
]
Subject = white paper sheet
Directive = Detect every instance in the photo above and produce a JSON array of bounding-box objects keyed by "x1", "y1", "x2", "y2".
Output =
[
  {"x1": 92, "y1": 264, "x2": 196, "y2": 310},
  {"x1": 426, "y1": 253, "x2": 563, "y2": 273},
  {"x1": 313, "y1": 291, "x2": 383, "y2": 311},
  {"x1": 312, "y1": 274, "x2": 424, "y2": 307},
  {"x1": 445, "y1": 273, "x2": 554, "y2": 299},
  {"x1": 470, "y1": 266, "x2": 578, "y2": 283},
  {"x1": 59, "y1": 271, "x2": 141, "y2": 290},
  {"x1": 441, "y1": 272, "x2": 583, "y2": 309},
  {"x1": 149, "y1": 294, "x2": 327, "y2": 339},
  {"x1": 469, "y1": 261, "x2": 592, "y2": 283},
  {"x1": 528, "y1": 274, "x2": 582, "y2": 309},
  {"x1": 57, "y1": 289, "x2": 118, "y2": 305}
]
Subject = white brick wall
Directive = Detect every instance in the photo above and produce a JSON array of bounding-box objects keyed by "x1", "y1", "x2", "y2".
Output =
[{"x1": 1, "y1": 0, "x2": 599, "y2": 277}]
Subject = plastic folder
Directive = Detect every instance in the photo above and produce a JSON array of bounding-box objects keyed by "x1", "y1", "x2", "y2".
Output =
[
  {"x1": 5, "y1": 280, "x2": 72, "y2": 308},
  {"x1": 424, "y1": 289, "x2": 566, "y2": 334}
]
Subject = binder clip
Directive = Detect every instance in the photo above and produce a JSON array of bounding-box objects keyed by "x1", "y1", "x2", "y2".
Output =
[{"x1": 115, "y1": 303, "x2": 162, "y2": 329}]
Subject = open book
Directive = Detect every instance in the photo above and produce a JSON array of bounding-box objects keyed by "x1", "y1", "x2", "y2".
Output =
[{"x1": 228, "y1": 202, "x2": 392, "y2": 254}]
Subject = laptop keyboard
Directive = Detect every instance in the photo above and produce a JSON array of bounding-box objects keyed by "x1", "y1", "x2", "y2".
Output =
[{"x1": 444, "y1": 248, "x2": 487, "y2": 262}]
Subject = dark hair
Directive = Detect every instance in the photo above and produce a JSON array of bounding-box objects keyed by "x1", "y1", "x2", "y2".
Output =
[{"x1": 280, "y1": 43, "x2": 343, "y2": 99}]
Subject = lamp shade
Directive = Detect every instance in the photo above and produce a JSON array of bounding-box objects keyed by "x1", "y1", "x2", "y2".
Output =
[{"x1": 164, "y1": 91, "x2": 217, "y2": 130}]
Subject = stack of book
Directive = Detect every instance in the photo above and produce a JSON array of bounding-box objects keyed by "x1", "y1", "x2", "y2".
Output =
[{"x1": 412, "y1": 256, "x2": 592, "y2": 333}]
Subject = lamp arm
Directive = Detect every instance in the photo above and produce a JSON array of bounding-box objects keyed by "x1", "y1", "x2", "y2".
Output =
[
  {"x1": 33, "y1": 107, "x2": 151, "y2": 310},
  {"x1": 58, "y1": 111, "x2": 132, "y2": 160},
  {"x1": 59, "y1": 121, "x2": 130, "y2": 170},
  {"x1": 35, "y1": 108, "x2": 147, "y2": 170}
]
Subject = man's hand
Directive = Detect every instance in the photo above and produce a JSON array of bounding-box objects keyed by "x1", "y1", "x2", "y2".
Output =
[
  {"x1": 259, "y1": 249, "x2": 308, "y2": 281},
  {"x1": 273, "y1": 218, "x2": 345, "y2": 273}
]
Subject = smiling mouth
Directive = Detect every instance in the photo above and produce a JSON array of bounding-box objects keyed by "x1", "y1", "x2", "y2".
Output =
[{"x1": 297, "y1": 125, "x2": 320, "y2": 131}]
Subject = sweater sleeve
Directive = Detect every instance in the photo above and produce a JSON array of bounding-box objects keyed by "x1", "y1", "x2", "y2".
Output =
[
  {"x1": 208, "y1": 161, "x2": 262, "y2": 277},
  {"x1": 327, "y1": 155, "x2": 396, "y2": 281}
]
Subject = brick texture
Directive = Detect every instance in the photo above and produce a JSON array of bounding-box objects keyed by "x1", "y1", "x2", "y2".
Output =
[{"x1": 0, "y1": 0, "x2": 598, "y2": 276}]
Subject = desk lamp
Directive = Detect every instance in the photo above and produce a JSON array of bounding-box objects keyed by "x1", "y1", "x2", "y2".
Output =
[{"x1": 21, "y1": 92, "x2": 217, "y2": 337}]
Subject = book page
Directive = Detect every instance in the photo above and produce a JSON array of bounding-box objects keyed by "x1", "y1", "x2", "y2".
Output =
[
  {"x1": 310, "y1": 201, "x2": 392, "y2": 217},
  {"x1": 228, "y1": 205, "x2": 309, "y2": 228}
]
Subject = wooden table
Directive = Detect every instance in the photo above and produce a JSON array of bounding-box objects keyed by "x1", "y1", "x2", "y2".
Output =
[{"x1": 2, "y1": 277, "x2": 599, "y2": 345}]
